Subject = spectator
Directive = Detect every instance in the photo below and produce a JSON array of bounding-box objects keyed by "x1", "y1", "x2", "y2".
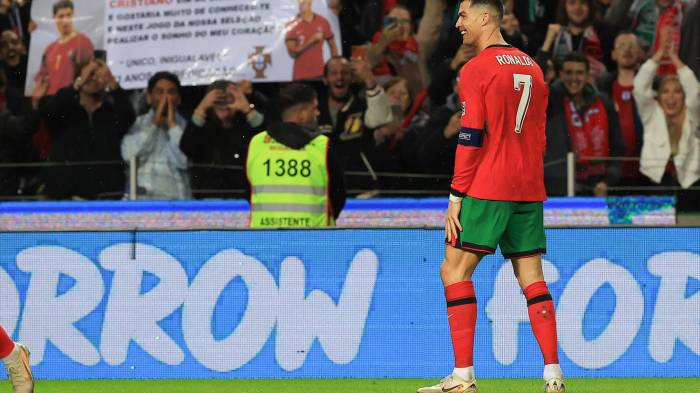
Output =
[
  {"x1": 679, "y1": 0, "x2": 699, "y2": 79},
  {"x1": 285, "y1": 0, "x2": 339, "y2": 81},
  {"x1": 605, "y1": 0, "x2": 686, "y2": 75},
  {"x1": 318, "y1": 56, "x2": 391, "y2": 173},
  {"x1": 537, "y1": 0, "x2": 613, "y2": 80},
  {"x1": 40, "y1": 58, "x2": 134, "y2": 199},
  {"x1": 34, "y1": 0, "x2": 94, "y2": 96},
  {"x1": 0, "y1": 30, "x2": 27, "y2": 92},
  {"x1": 373, "y1": 76, "x2": 430, "y2": 174},
  {"x1": 501, "y1": 11, "x2": 528, "y2": 52},
  {"x1": 544, "y1": 52, "x2": 625, "y2": 196},
  {"x1": 417, "y1": 77, "x2": 462, "y2": 175},
  {"x1": 0, "y1": 66, "x2": 36, "y2": 197},
  {"x1": 428, "y1": 44, "x2": 477, "y2": 107},
  {"x1": 634, "y1": 42, "x2": 700, "y2": 209},
  {"x1": 180, "y1": 80, "x2": 266, "y2": 199},
  {"x1": 366, "y1": 5, "x2": 424, "y2": 96},
  {"x1": 509, "y1": 0, "x2": 558, "y2": 55},
  {"x1": 0, "y1": 0, "x2": 31, "y2": 47},
  {"x1": 596, "y1": 32, "x2": 646, "y2": 187},
  {"x1": 121, "y1": 72, "x2": 191, "y2": 200},
  {"x1": 246, "y1": 83, "x2": 346, "y2": 227}
]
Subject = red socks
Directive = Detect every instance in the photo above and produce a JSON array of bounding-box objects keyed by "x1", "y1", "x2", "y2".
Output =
[
  {"x1": 0, "y1": 325, "x2": 14, "y2": 359},
  {"x1": 445, "y1": 281, "x2": 478, "y2": 368},
  {"x1": 524, "y1": 281, "x2": 559, "y2": 364}
]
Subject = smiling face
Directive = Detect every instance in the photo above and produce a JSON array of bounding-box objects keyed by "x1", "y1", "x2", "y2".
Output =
[
  {"x1": 658, "y1": 77, "x2": 685, "y2": 117},
  {"x1": 324, "y1": 57, "x2": 352, "y2": 101},
  {"x1": 455, "y1": 1, "x2": 483, "y2": 46},
  {"x1": 561, "y1": 60, "x2": 588, "y2": 96},
  {"x1": 0, "y1": 30, "x2": 25, "y2": 67},
  {"x1": 565, "y1": 0, "x2": 590, "y2": 27}
]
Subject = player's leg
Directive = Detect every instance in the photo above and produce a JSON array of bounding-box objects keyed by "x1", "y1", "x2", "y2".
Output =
[
  {"x1": 418, "y1": 198, "x2": 509, "y2": 393},
  {"x1": 501, "y1": 202, "x2": 564, "y2": 392},
  {"x1": 418, "y1": 247, "x2": 481, "y2": 393},
  {"x1": 0, "y1": 325, "x2": 33, "y2": 393}
]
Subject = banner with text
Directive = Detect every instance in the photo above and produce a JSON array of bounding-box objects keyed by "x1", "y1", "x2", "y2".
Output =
[
  {"x1": 0, "y1": 229, "x2": 698, "y2": 379},
  {"x1": 26, "y1": 0, "x2": 342, "y2": 94}
]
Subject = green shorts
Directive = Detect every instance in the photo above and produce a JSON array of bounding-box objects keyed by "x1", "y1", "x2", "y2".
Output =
[{"x1": 447, "y1": 196, "x2": 546, "y2": 259}]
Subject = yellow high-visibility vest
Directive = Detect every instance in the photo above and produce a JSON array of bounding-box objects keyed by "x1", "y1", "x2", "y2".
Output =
[{"x1": 246, "y1": 131, "x2": 332, "y2": 228}]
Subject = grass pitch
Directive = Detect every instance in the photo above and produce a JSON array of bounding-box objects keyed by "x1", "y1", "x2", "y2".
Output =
[{"x1": 28, "y1": 378, "x2": 700, "y2": 393}]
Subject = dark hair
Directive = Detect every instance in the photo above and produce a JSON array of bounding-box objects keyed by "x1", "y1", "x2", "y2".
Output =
[
  {"x1": 556, "y1": 0, "x2": 596, "y2": 27},
  {"x1": 147, "y1": 71, "x2": 181, "y2": 93},
  {"x1": 323, "y1": 56, "x2": 349, "y2": 77},
  {"x1": 277, "y1": 83, "x2": 317, "y2": 120},
  {"x1": 465, "y1": 0, "x2": 504, "y2": 22},
  {"x1": 52, "y1": 0, "x2": 74, "y2": 16},
  {"x1": 561, "y1": 51, "x2": 589, "y2": 71}
]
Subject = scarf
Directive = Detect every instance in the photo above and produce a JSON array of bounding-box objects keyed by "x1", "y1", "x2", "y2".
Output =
[
  {"x1": 565, "y1": 96, "x2": 610, "y2": 181},
  {"x1": 652, "y1": 1, "x2": 683, "y2": 76}
]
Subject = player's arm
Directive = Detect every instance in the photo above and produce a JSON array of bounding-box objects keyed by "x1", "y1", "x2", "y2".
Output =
[
  {"x1": 446, "y1": 70, "x2": 485, "y2": 242},
  {"x1": 450, "y1": 71, "x2": 485, "y2": 200}
]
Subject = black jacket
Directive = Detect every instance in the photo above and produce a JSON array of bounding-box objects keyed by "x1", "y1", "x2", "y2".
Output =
[
  {"x1": 246, "y1": 122, "x2": 346, "y2": 220},
  {"x1": 180, "y1": 112, "x2": 264, "y2": 199},
  {"x1": 417, "y1": 94, "x2": 461, "y2": 175},
  {"x1": 596, "y1": 71, "x2": 645, "y2": 167},
  {"x1": 41, "y1": 87, "x2": 136, "y2": 199},
  {"x1": 544, "y1": 80, "x2": 625, "y2": 195},
  {"x1": 0, "y1": 107, "x2": 36, "y2": 196}
]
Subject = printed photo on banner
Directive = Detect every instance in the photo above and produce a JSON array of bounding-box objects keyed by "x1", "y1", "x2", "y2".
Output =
[
  {"x1": 25, "y1": 0, "x2": 103, "y2": 96},
  {"x1": 285, "y1": 0, "x2": 338, "y2": 81}
]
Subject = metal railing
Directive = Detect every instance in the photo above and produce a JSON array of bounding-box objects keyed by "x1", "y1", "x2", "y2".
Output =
[{"x1": 0, "y1": 154, "x2": 696, "y2": 201}]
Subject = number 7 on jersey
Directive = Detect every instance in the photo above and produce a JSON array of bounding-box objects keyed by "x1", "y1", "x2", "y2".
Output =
[{"x1": 513, "y1": 73, "x2": 533, "y2": 134}]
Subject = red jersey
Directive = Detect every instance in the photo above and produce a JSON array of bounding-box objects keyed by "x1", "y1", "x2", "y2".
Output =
[
  {"x1": 451, "y1": 45, "x2": 548, "y2": 201},
  {"x1": 35, "y1": 32, "x2": 94, "y2": 96},
  {"x1": 285, "y1": 14, "x2": 333, "y2": 81}
]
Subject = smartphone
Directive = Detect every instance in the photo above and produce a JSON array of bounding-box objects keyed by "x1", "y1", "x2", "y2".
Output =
[
  {"x1": 383, "y1": 16, "x2": 397, "y2": 29},
  {"x1": 94, "y1": 49, "x2": 107, "y2": 62}
]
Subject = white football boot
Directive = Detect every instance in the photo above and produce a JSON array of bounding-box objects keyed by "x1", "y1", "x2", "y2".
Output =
[{"x1": 417, "y1": 374, "x2": 478, "y2": 393}]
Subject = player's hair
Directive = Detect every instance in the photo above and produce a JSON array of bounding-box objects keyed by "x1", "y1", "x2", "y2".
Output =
[
  {"x1": 323, "y1": 56, "x2": 349, "y2": 77},
  {"x1": 147, "y1": 71, "x2": 181, "y2": 93},
  {"x1": 52, "y1": 0, "x2": 74, "y2": 16},
  {"x1": 463, "y1": 0, "x2": 504, "y2": 22},
  {"x1": 556, "y1": 0, "x2": 596, "y2": 27},
  {"x1": 561, "y1": 51, "x2": 590, "y2": 72},
  {"x1": 277, "y1": 83, "x2": 318, "y2": 120}
]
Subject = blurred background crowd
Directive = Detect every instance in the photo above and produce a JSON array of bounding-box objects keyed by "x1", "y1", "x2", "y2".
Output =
[{"x1": 0, "y1": 0, "x2": 698, "y2": 211}]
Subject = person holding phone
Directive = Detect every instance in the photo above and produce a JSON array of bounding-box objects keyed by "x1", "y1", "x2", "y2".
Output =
[
  {"x1": 285, "y1": 0, "x2": 338, "y2": 81},
  {"x1": 365, "y1": 4, "x2": 424, "y2": 95},
  {"x1": 121, "y1": 72, "x2": 191, "y2": 200},
  {"x1": 34, "y1": 0, "x2": 94, "y2": 96},
  {"x1": 180, "y1": 80, "x2": 267, "y2": 199}
]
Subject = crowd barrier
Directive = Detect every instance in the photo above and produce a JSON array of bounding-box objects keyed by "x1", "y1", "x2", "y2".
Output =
[{"x1": 0, "y1": 228, "x2": 698, "y2": 379}]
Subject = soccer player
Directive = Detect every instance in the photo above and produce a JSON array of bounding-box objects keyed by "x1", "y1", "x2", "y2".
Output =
[
  {"x1": 417, "y1": 1, "x2": 564, "y2": 393},
  {"x1": 285, "y1": 0, "x2": 339, "y2": 81},
  {"x1": 34, "y1": 0, "x2": 94, "y2": 96},
  {"x1": 0, "y1": 325, "x2": 33, "y2": 392}
]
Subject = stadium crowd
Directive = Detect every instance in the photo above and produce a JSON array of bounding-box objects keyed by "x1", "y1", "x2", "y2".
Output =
[{"x1": 0, "y1": 0, "x2": 698, "y2": 210}]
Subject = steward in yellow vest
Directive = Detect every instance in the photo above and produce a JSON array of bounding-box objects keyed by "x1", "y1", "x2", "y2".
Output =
[{"x1": 246, "y1": 83, "x2": 346, "y2": 228}]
